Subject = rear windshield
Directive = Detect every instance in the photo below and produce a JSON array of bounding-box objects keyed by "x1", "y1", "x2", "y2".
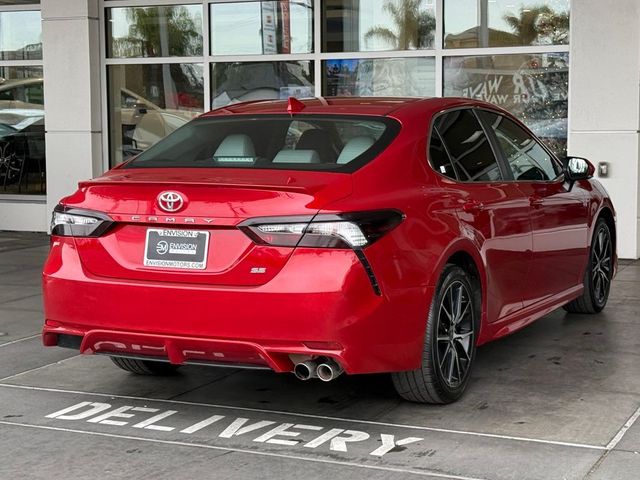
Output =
[{"x1": 125, "y1": 115, "x2": 400, "y2": 173}]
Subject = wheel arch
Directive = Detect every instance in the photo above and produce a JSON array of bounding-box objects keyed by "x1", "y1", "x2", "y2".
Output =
[
  {"x1": 430, "y1": 241, "x2": 488, "y2": 344},
  {"x1": 596, "y1": 206, "x2": 616, "y2": 253}
]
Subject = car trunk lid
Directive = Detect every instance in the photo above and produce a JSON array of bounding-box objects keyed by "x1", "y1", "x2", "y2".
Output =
[{"x1": 66, "y1": 168, "x2": 352, "y2": 286}]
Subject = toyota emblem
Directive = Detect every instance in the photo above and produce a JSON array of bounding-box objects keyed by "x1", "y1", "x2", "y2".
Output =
[{"x1": 157, "y1": 191, "x2": 185, "y2": 213}]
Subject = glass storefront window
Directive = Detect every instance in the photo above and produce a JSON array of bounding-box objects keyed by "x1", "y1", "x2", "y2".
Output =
[
  {"x1": 443, "y1": 53, "x2": 569, "y2": 156},
  {"x1": 211, "y1": 61, "x2": 314, "y2": 108},
  {"x1": 323, "y1": 0, "x2": 436, "y2": 52},
  {"x1": 106, "y1": 5, "x2": 203, "y2": 58},
  {"x1": 0, "y1": 66, "x2": 45, "y2": 194},
  {"x1": 0, "y1": 10, "x2": 42, "y2": 60},
  {"x1": 108, "y1": 63, "x2": 204, "y2": 166},
  {"x1": 444, "y1": 0, "x2": 569, "y2": 49},
  {"x1": 210, "y1": 1, "x2": 313, "y2": 55},
  {"x1": 323, "y1": 57, "x2": 435, "y2": 97}
]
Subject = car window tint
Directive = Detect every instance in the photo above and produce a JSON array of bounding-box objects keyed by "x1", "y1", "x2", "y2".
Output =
[
  {"x1": 484, "y1": 112, "x2": 560, "y2": 181},
  {"x1": 428, "y1": 129, "x2": 457, "y2": 180},
  {"x1": 126, "y1": 115, "x2": 399, "y2": 172},
  {"x1": 435, "y1": 109, "x2": 502, "y2": 182}
]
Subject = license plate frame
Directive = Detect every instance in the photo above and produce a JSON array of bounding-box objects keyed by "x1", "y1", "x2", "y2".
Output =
[{"x1": 143, "y1": 228, "x2": 210, "y2": 270}]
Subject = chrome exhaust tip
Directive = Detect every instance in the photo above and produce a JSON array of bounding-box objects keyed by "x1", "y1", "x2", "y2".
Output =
[
  {"x1": 317, "y1": 358, "x2": 344, "y2": 382},
  {"x1": 294, "y1": 360, "x2": 318, "y2": 381}
]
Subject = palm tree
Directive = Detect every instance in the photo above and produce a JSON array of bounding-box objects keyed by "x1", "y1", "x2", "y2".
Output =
[
  {"x1": 365, "y1": 0, "x2": 435, "y2": 50},
  {"x1": 503, "y1": 6, "x2": 569, "y2": 46},
  {"x1": 112, "y1": 6, "x2": 202, "y2": 57}
]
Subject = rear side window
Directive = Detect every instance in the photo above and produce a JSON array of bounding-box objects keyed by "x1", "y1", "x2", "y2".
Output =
[
  {"x1": 126, "y1": 115, "x2": 399, "y2": 173},
  {"x1": 434, "y1": 109, "x2": 502, "y2": 182},
  {"x1": 483, "y1": 112, "x2": 561, "y2": 181}
]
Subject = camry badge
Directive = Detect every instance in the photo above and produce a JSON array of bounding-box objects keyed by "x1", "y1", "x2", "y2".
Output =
[{"x1": 157, "y1": 191, "x2": 185, "y2": 213}]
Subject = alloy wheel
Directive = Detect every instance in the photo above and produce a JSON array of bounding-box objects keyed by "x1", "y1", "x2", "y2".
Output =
[
  {"x1": 436, "y1": 281, "x2": 475, "y2": 388},
  {"x1": 591, "y1": 226, "x2": 612, "y2": 306}
]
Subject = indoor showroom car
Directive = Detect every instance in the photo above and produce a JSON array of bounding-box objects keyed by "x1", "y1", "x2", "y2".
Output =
[{"x1": 42, "y1": 97, "x2": 616, "y2": 404}]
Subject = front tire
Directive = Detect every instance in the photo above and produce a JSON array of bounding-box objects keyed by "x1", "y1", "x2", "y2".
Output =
[
  {"x1": 564, "y1": 218, "x2": 613, "y2": 314},
  {"x1": 110, "y1": 357, "x2": 181, "y2": 375},
  {"x1": 392, "y1": 264, "x2": 479, "y2": 404}
]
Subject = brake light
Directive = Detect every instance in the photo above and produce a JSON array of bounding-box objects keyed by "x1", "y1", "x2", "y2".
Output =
[
  {"x1": 239, "y1": 210, "x2": 404, "y2": 249},
  {"x1": 51, "y1": 205, "x2": 114, "y2": 237}
]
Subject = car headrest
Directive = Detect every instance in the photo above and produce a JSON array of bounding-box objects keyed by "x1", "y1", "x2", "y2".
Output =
[
  {"x1": 272, "y1": 150, "x2": 321, "y2": 164},
  {"x1": 213, "y1": 134, "x2": 256, "y2": 163},
  {"x1": 336, "y1": 136, "x2": 376, "y2": 164}
]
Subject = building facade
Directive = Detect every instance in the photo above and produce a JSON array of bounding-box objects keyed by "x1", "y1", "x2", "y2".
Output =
[{"x1": 0, "y1": 0, "x2": 638, "y2": 259}]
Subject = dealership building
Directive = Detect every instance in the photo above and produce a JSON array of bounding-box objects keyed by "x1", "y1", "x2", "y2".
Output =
[{"x1": 0, "y1": 0, "x2": 638, "y2": 258}]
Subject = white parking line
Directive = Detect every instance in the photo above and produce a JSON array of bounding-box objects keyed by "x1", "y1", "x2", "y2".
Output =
[
  {"x1": 0, "y1": 334, "x2": 41, "y2": 348},
  {"x1": 0, "y1": 420, "x2": 487, "y2": 480},
  {"x1": 605, "y1": 405, "x2": 640, "y2": 450},
  {"x1": 0, "y1": 383, "x2": 607, "y2": 451},
  {"x1": 0, "y1": 356, "x2": 78, "y2": 382}
]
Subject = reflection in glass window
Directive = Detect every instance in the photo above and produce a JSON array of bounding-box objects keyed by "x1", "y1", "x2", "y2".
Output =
[
  {"x1": 445, "y1": 0, "x2": 569, "y2": 49},
  {"x1": 444, "y1": 53, "x2": 569, "y2": 156},
  {"x1": 0, "y1": 10, "x2": 42, "y2": 60},
  {"x1": 428, "y1": 129, "x2": 456, "y2": 180},
  {"x1": 107, "y1": 6, "x2": 203, "y2": 58},
  {"x1": 211, "y1": 61, "x2": 314, "y2": 108},
  {"x1": 323, "y1": 57, "x2": 435, "y2": 97},
  {"x1": 483, "y1": 112, "x2": 560, "y2": 181},
  {"x1": 210, "y1": 1, "x2": 313, "y2": 55},
  {"x1": 0, "y1": 67, "x2": 45, "y2": 195},
  {"x1": 435, "y1": 110, "x2": 502, "y2": 182},
  {"x1": 108, "y1": 64, "x2": 204, "y2": 166},
  {"x1": 323, "y1": 0, "x2": 435, "y2": 52}
]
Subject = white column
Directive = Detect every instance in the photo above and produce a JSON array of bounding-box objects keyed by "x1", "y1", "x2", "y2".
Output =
[
  {"x1": 41, "y1": 0, "x2": 103, "y2": 221},
  {"x1": 568, "y1": 0, "x2": 640, "y2": 259}
]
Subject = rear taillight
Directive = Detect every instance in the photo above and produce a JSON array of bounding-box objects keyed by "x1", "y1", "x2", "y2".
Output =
[
  {"x1": 239, "y1": 210, "x2": 404, "y2": 249},
  {"x1": 51, "y1": 205, "x2": 114, "y2": 237}
]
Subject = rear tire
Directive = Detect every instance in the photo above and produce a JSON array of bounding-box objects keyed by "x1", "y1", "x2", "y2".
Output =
[
  {"x1": 564, "y1": 219, "x2": 613, "y2": 314},
  {"x1": 392, "y1": 264, "x2": 479, "y2": 404},
  {"x1": 110, "y1": 357, "x2": 181, "y2": 376}
]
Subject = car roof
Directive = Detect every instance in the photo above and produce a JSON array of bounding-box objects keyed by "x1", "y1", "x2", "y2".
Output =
[{"x1": 201, "y1": 97, "x2": 497, "y2": 118}]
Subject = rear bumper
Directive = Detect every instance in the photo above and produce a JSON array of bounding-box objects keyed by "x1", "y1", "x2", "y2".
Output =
[{"x1": 43, "y1": 237, "x2": 432, "y2": 374}]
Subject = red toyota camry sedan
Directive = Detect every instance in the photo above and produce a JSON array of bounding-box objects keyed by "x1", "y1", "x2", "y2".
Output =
[{"x1": 42, "y1": 97, "x2": 616, "y2": 404}]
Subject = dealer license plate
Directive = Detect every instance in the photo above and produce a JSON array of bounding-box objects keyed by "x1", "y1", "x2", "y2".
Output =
[{"x1": 144, "y1": 229, "x2": 209, "y2": 270}]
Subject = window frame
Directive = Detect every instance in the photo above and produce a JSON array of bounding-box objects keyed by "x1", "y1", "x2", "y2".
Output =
[{"x1": 426, "y1": 106, "x2": 510, "y2": 184}]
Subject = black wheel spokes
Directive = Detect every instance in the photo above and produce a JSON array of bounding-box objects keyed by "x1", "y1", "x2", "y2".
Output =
[
  {"x1": 591, "y1": 228, "x2": 612, "y2": 304},
  {"x1": 436, "y1": 281, "x2": 474, "y2": 388}
]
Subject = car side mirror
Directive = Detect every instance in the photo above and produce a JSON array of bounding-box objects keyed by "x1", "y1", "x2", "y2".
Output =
[{"x1": 564, "y1": 157, "x2": 594, "y2": 190}]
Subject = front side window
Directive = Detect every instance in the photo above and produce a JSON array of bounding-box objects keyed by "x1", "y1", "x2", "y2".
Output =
[
  {"x1": 126, "y1": 115, "x2": 398, "y2": 173},
  {"x1": 483, "y1": 112, "x2": 560, "y2": 181},
  {"x1": 434, "y1": 109, "x2": 502, "y2": 182}
]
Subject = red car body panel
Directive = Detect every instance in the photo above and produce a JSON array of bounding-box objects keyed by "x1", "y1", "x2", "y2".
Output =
[{"x1": 42, "y1": 97, "x2": 617, "y2": 375}]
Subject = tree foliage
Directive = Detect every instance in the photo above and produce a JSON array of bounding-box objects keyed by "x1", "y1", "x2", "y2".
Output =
[{"x1": 365, "y1": 0, "x2": 435, "y2": 50}]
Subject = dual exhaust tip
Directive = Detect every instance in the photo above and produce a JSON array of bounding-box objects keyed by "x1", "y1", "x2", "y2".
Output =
[{"x1": 294, "y1": 358, "x2": 343, "y2": 382}]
